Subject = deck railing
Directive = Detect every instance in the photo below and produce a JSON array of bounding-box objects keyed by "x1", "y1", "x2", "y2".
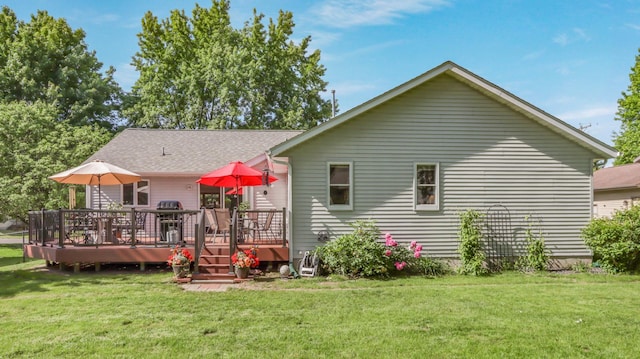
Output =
[
  {"x1": 27, "y1": 207, "x2": 288, "y2": 251},
  {"x1": 28, "y1": 208, "x2": 201, "y2": 248}
]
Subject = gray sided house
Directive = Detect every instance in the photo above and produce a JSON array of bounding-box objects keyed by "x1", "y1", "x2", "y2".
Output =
[
  {"x1": 270, "y1": 61, "x2": 616, "y2": 265},
  {"x1": 85, "y1": 129, "x2": 302, "y2": 211}
]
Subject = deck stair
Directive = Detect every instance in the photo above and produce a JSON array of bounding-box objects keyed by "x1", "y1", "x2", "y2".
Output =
[{"x1": 192, "y1": 246, "x2": 237, "y2": 282}]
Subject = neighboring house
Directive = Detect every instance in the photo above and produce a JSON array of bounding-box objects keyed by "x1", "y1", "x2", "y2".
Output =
[
  {"x1": 84, "y1": 129, "x2": 302, "y2": 211},
  {"x1": 593, "y1": 161, "x2": 640, "y2": 218},
  {"x1": 269, "y1": 61, "x2": 617, "y2": 265}
]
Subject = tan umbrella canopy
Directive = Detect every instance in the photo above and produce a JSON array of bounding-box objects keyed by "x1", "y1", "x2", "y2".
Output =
[{"x1": 49, "y1": 160, "x2": 141, "y2": 209}]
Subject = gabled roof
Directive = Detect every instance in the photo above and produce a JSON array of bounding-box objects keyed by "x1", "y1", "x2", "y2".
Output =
[
  {"x1": 87, "y1": 128, "x2": 302, "y2": 176},
  {"x1": 594, "y1": 163, "x2": 640, "y2": 191},
  {"x1": 270, "y1": 61, "x2": 617, "y2": 159}
]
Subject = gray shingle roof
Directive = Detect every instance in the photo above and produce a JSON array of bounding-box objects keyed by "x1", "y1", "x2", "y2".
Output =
[
  {"x1": 593, "y1": 163, "x2": 640, "y2": 191},
  {"x1": 86, "y1": 128, "x2": 302, "y2": 176}
]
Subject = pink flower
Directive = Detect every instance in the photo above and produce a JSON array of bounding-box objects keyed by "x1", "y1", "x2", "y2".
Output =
[
  {"x1": 414, "y1": 250, "x2": 421, "y2": 258},
  {"x1": 394, "y1": 261, "x2": 406, "y2": 270},
  {"x1": 410, "y1": 241, "x2": 417, "y2": 249},
  {"x1": 384, "y1": 249, "x2": 392, "y2": 257},
  {"x1": 415, "y1": 245, "x2": 423, "y2": 252}
]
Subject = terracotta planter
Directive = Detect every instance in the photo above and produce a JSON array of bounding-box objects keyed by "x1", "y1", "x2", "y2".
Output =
[
  {"x1": 172, "y1": 264, "x2": 190, "y2": 278},
  {"x1": 235, "y1": 267, "x2": 250, "y2": 279}
]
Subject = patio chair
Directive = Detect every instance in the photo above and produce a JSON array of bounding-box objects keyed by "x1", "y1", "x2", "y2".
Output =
[
  {"x1": 253, "y1": 211, "x2": 275, "y2": 241},
  {"x1": 212, "y1": 208, "x2": 230, "y2": 243},
  {"x1": 120, "y1": 211, "x2": 146, "y2": 244},
  {"x1": 204, "y1": 209, "x2": 216, "y2": 234}
]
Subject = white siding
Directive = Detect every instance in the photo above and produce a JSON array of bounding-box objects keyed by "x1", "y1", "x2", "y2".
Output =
[
  {"x1": 150, "y1": 177, "x2": 200, "y2": 210},
  {"x1": 252, "y1": 171, "x2": 288, "y2": 210},
  {"x1": 594, "y1": 189, "x2": 640, "y2": 218},
  {"x1": 283, "y1": 74, "x2": 595, "y2": 259}
]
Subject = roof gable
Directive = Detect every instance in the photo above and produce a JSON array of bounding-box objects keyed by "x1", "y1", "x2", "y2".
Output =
[
  {"x1": 270, "y1": 61, "x2": 617, "y2": 159},
  {"x1": 87, "y1": 128, "x2": 302, "y2": 176}
]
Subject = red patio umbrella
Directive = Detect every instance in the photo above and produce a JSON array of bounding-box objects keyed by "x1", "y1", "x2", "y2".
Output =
[
  {"x1": 197, "y1": 161, "x2": 277, "y2": 197},
  {"x1": 226, "y1": 187, "x2": 243, "y2": 195}
]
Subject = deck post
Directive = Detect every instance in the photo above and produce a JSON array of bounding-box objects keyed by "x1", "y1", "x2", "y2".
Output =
[
  {"x1": 130, "y1": 208, "x2": 137, "y2": 248},
  {"x1": 58, "y1": 209, "x2": 65, "y2": 248},
  {"x1": 41, "y1": 208, "x2": 46, "y2": 246}
]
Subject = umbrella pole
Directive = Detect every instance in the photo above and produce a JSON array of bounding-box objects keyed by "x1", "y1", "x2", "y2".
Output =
[{"x1": 98, "y1": 177, "x2": 102, "y2": 210}]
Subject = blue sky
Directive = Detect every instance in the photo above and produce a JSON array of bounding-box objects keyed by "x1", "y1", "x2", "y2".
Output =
[{"x1": 4, "y1": 0, "x2": 640, "y2": 146}]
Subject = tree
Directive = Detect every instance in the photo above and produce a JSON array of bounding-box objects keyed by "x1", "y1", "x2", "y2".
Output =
[
  {"x1": 125, "y1": 0, "x2": 332, "y2": 130},
  {"x1": 0, "y1": 102, "x2": 112, "y2": 222},
  {"x1": 0, "y1": 7, "x2": 122, "y2": 129},
  {"x1": 613, "y1": 49, "x2": 640, "y2": 165}
]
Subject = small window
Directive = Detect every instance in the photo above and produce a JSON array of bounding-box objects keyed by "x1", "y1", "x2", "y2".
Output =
[
  {"x1": 415, "y1": 163, "x2": 439, "y2": 210},
  {"x1": 328, "y1": 162, "x2": 352, "y2": 210},
  {"x1": 123, "y1": 180, "x2": 150, "y2": 207}
]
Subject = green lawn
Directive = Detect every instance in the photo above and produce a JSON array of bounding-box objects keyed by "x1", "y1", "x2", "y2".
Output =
[{"x1": 1, "y1": 244, "x2": 639, "y2": 358}]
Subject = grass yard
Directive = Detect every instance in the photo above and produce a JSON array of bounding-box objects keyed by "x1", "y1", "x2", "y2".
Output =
[{"x1": 1, "y1": 244, "x2": 640, "y2": 358}]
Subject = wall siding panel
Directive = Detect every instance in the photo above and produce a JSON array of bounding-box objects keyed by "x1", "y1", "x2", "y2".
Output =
[{"x1": 283, "y1": 74, "x2": 594, "y2": 259}]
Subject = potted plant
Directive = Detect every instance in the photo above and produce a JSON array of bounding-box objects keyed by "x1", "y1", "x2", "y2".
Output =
[
  {"x1": 167, "y1": 246, "x2": 194, "y2": 278},
  {"x1": 231, "y1": 247, "x2": 259, "y2": 278}
]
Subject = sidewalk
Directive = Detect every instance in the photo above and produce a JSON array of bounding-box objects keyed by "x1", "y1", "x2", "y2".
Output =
[{"x1": 0, "y1": 237, "x2": 24, "y2": 244}]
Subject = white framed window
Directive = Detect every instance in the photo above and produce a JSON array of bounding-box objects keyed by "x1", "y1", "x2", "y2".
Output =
[
  {"x1": 123, "y1": 180, "x2": 150, "y2": 207},
  {"x1": 328, "y1": 162, "x2": 353, "y2": 210},
  {"x1": 415, "y1": 163, "x2": 439, "y2": 211}
]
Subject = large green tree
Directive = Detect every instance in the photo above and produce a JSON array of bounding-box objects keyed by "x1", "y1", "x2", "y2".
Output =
[
  {"x1": 0, "y1": 102, "x2": 111, "y2": 222},
  {"x1": 613, "y1": 49, "x2": 640, "y2": 165},
  {"x1": 125, "y1": 0, "x2": 332, "y2": 130},
  {"x1": 0, "y1": 7, "x2": 122, "y2": 129}
]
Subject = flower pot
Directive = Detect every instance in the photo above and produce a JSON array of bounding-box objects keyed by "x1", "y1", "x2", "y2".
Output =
[
  {"x1": 235, "y1": 267, "x2": 250, "y2": 279},
  {"x1": 172, "y1": 264, "x2": 190, "y2": 278}
]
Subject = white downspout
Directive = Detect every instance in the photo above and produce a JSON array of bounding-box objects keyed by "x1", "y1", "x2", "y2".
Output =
[{"x1": 269, "y1": 153, "x2": 295, "y2": 274}]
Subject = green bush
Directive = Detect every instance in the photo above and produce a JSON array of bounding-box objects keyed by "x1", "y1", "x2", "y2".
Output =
[
  {"x1": 316, "y1": 220, "x2": 388, "y2": 277},
  {"x1": 316, "y1": 220, "x2": 449, "y2": 278},
  {"x1": 582, "y1": 206, "x2": 640, "y2": 273},
  {"x1": 457, "y1": 209, "x2": 487, "y2": 275},
  {"x1": 515, "y1": 215, "x2": 549, "y2": 272}
]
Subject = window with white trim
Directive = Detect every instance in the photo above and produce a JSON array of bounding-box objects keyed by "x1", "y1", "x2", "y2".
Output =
[
  {"x1": 328, "y1": 162, "x2": 352, "y2": 210},
  {"x1": 415, "y1": 163, "x2": 438, "y2": 210},
  {"x1": 123, "y1": 180, "x2": 150, "y2": 207}
]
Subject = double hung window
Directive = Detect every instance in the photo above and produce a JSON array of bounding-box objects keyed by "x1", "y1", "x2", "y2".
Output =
[{"x1": 328, "y1": 162, "x2": 352, "y2": 210}]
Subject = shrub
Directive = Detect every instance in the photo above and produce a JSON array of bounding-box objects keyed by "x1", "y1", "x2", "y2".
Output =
[
  {"x1": 316, "y1": 220, "x2": 387, "y2": 277},
  {"x1": 582, "y1": 206, "x2": 640, "y2": 273},
  {"x1": 515, "y1": 215, "x2": 549, "y2": 272},
  {"x1": 457, "y1": 209, "x2": 487, "y2": 275},
  {"x1": 316, "y1": 220, "x2": 449, "y2": 278}
]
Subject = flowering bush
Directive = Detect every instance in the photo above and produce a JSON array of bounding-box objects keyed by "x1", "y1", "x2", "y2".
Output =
[
  {"x1": 383, "y1": 233, "x2": 423, "y2": 272},
  {"x1": 167, "y1": 246, "x2": 194, "y2": 266},
  {"x1": 232, "y1": 247, "x2": 260, "y2": 269}
]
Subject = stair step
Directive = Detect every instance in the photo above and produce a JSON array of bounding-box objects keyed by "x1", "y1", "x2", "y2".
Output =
[{"x1": 192, "y1": 273, "x2": 236, "y2": 281}]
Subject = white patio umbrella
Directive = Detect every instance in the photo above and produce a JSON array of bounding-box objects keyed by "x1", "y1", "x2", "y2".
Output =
[{"x1": 49, "y1": 160, "x2": 141, "y2": 209}]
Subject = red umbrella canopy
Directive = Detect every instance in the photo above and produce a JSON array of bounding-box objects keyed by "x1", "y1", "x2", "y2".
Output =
[{"x1": 197, "y1": 161, "x2": 277, "y2": 189}]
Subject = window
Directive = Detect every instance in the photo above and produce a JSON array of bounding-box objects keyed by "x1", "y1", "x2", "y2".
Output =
[
  {"x1": 415, "y1": 163, "x2": 438, "y2": 210},
  {"x1": 328, "y1": 162, "x2": 352, "y2": 210},
  {"x1": 123, "y1": 180, "x2": 149, "y2": 206}
]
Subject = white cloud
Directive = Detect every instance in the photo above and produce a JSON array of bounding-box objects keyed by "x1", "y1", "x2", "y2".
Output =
[
  {"x1": 553, "y1": 28, "x2": 590, "y2": 46},
  {"x1": 114, "y1": 63, "x2": 138, "y2": 91},
  {"x1": 557, "y1": 106, "x2": 616, "y2": 121},
  {"x1": 626, "y1": 23, "x2": 640, "y2": 30},
  {"x1": 310, "y1": 0, "x2": 451, "y2": 28},
  {"x1": 553, "y1": 33, "x2": 569, "y2": 46},
  {"x1": 522, "y1": 50, "x2": 545, "y2": 61}
]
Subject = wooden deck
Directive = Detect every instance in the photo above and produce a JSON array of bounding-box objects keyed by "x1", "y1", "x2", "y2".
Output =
[{"x1": 23, "y1": 242, "x2": 288, "y2": 269}]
